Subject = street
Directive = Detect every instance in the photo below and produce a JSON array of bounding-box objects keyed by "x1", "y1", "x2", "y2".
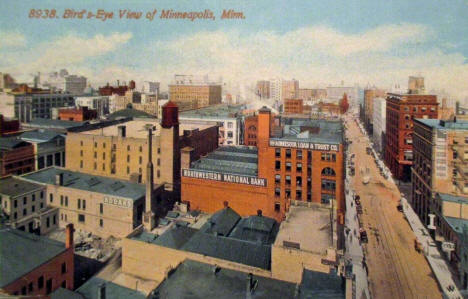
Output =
[{"x1": 345, "y1": 116, "x2": 441, "y2": 299}]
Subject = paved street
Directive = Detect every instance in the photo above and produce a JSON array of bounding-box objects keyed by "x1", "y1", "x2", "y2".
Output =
[{"x1": 345, "y1": 116, "x2": 441, "y2": 299}]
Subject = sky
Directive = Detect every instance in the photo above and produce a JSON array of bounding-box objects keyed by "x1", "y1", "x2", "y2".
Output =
[{"x1": 1, "y1": 0, "x2": 468, "y2": 99}]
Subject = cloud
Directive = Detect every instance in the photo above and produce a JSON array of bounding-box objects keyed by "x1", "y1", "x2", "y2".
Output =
[{"x1": 0, "y1": 30, "x2": 26, "y2": 48}]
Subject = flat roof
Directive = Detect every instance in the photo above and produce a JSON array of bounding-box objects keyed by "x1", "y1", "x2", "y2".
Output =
[
  {"x1": 20, "y1": 130, "x2": 63, "y2": 143},
  {"x1": 299, "y1": 269, "x2": 345, "y2": 298},
  {"x1": 443, "y1": 216, "x2": 468, "y2": 235},
  {"x1": 0, "y1": 228, "x2": 66, "y2": 287},
  {"x1": 272, "y1": 118, "x2": 343, "y2": 145},
  {"x1": 274, "y1": 205, "x2": 332, "y2": 254},
  {"x1": 76, "y1": 277, "x2": 146, "y2": 299},
  {"x1": 180, "y1": 104, "x2": 246, "y2": 120},
  {"x1": 416, "y1": 118, "x2": 468, "y2": 130},
  {"x1": 80, "y1": 119, "x2": 213, "y2": 138},
  {"x1": 153, "y1": 259, "x2": 296, "y2": 299},
  {"x1": 0, "y1": 137, "x2": 30, "y2": 150},
  {"x1": 24, "y1": 118, "x2": 88, "y2": 129},
  {"x1": 0, "y1": 176, "x2": 43, "y2": 197},
  {"x1": 21, "y1": 167, "x2": 146, "y2": 200},
  {"x1": 438, "y1": 192, "x2": 468, "y2": 204},
  {"x1": 190, "y1": 146, "x2": 258, "y2": 176}
]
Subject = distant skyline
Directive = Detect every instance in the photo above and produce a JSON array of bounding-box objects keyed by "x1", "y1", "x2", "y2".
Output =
[{"x1": 1, "y1": 0, "x2": 468, "y2": 99}]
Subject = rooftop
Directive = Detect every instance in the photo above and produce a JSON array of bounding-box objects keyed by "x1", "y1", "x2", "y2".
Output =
[
  {"x1": 19, "y1": 130, "x2": 63, "y2": 143},
  {"x1": 23, "y1": 118, "x2": 89, "y2": 130},
  {"x1": 152, "y1": 259, "x2": 297, "y2": 299},
  {"x1": 190, "y1": 146, "x2": 258, "y2": 176},
  {"x1": 80, "y1": 119, "x2": 213, "y2": 138},
  {"x1": 107, "y1": 108, "x2": 156, "y2": 120},
  {"x1": 272, "y1": 118, "x2": 343, "y2": 145},
  {"x1": 21, "y1": 167, "x2": 146, "y2": 200},
  {"x1": 416, "y1": 118, "x2": 468, "y2": 131},
  {"x1": 274, "y1": 205, "x2": 333, "y2": 254},
  {"x1": 0, "y1": 228, "x2": 66, "y2": 287},
  {"x1": 299, "y1": 269, "x2": 345, "y2": 298},
  {"x1": 76, "y1": 276, "x2": 146, "y2": 299},
  {"x1": 443, "y1": 216, "x2": 468, "y2": 236},
  {"x1": 0, "y1": 176, "x2": 43, "y2": 197},
  {"x1": 180, "y1": 104, "x2": 246, "y2": 120},
  {"x1": 0, "y1": 137, "x2": 30, "y2": 150}
]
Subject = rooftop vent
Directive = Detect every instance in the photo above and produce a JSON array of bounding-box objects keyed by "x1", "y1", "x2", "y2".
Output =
[
  {"x1": 110, "y1": 181, "x2": 125, "y2": 191},
  {"x1": 85, "y1": 177, "x2": 101, "y2": 187}
]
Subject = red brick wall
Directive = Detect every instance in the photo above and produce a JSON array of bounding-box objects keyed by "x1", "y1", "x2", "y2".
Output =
[
  {"x1": 0, "y1": 144, "x2": 34, "y2": 176},
  {"x1": 284, "y1": 99, "x2": 304, "y2": 114},
  {"x1": 244, "y1": 115, "x2": 258, "y2": 146},
  {"x1": 2, "y1": 248, "x2": 74, "y2": 296}
]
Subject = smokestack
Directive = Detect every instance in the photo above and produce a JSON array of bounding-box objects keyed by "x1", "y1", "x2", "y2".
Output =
[
  {"x1": 143, "y1": 128, "x2": 155, "y2": 231},
  {"x1": 118, "y1": 126, "x2": 126, "y2": 137},
  {"x1": 56, "y1": 173, "x2": 64, "y2": 186},
  {"x1": 65, "y1": 223, "x2": 74, "y2": 249},
  {"x1": 98, "y1": 282, "x2": 106, "y2": 299}
]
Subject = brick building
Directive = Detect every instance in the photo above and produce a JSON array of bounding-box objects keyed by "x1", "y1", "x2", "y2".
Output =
[
  {"x1": 284, "y1": 99, "x2": 304, "y2": 114},
  {"x1": 98, "y1": 82, "x2": 129, "y2": 96},
  {"x1": 58, "y1": 106, "x2": 97, "y2": 122},
  {"x1": 0, "y1": 138, "x2": 35, "y2": 176},
  {"x1": 363, "y1": 88, "x2": 386, "y2": 133},
  {"x1": 384, "y1": 93, "x2": 438, "y2": 180},
  {"x1": 169, "y1": 75, "x2": 222, "y2": 111},
  {"x1": 256, "y1": 80, "x2": 270, "y2": 99},
  {"x1": 281, "y1": 80, "x2": 299, "y2": 101},
  {"x1": 0, "y1": 224, "x2": 74, "y2": 297},
  {"x1": 182, "y1": 107, "x2": 345, "y2": 225},
  {"x1": 0, "y1": 115, "x2": 20, "y2": 136}
]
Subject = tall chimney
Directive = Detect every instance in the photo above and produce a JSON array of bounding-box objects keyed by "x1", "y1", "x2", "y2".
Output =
[
  {"x1": 65, "y1": 223, "x2": 74, "y2": 249},
  {"x1": 143, "y1": 128, "x2": 155, "y2": 231},
  {"x1": 56, "y1": 173, "x2": 64, "y2": 186},
  {"x1": 98, "y1": 282, "x2": 106, "y2": 299}
]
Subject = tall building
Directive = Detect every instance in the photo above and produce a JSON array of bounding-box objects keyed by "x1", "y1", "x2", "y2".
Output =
[
  {"x1": 364, "y1": 88, "x2": 386, "y2": 133},
  {"x1": 269, "y1": 78, "x2": 283, "y2": 102},
  {"x1": 169, "y1": 75, "x2": 222, "y2": 111},
  {"x1": 141, "y1": 81, "x2": 160, "y2": 95},
  {"x1": 41, "y1": 70, "x2": 87, "y2": 94},
  {"x1": 182, "y1": 107, "x2": 345, "y2": 226},
  {"x1": 256, "y1": 80, "x2": 270, "y2": 99},
  {"x1": 65, "y1": 103, "x2": 218, "y2": 196},
  {"x1": 283, "y1": 98, "x2": 304, "y2": 114},
  {"x1": 408, "y1": 76, "x2": 425, "y2": 94},
  {"x1": 384, "y1": 93, "x2": 438, "y2": 180},
  {"x1": 281, "y1": 80, "x2": 299, "y2": 101},
  {"x1": 372, "y1": 97, "x2": 386, "y2": 154}
]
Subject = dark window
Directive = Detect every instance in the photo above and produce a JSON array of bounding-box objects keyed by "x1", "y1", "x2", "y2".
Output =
[
  {"x1": 286, "y1": 149, "x2": 291, "y2": 158},
  {"x1": 23, "y1": 208, "x2": 27, "y2": 216},
  {"x1": 46, "y1": 278, "x2": 52, "y2": 294},
  {"x1": 21, "y1": 286, "x2": 26, "y2": 295},
  {"x1": 32, "y1": 205, "x2": 35, "y2": 212},
  {"x1": 100, "y1": 203, "x2": 103, "y2": 214},
  {"x1": 14, "y1": 212, "x2": 17, "y2": 219},
  {"x1": 53, "y1": 215, "x2": 56, "y2": 225},
  {"x1": 65, "y1": 196, "x2": 68, "y2": 207},
  {"x1": 275, "y1": 174, "x2": 281, "y2": 183},
  {"x1": 275, "y1": 148, "x2": 281, "y2": 158},
  {"x1": 275, "y1": 188, "x2": 280, "y2": 197},
  {"x1": 321, "y1": 167, "x2": 336, "y2": 176},
  {"x1": 14, "y1": 199, "x2": 17, "y2": 208},
  {"x1": 100, "y1": 219, "x2": 103, "y2": 227},
  {"x1": 61, "y1": 281, "x2": 66, "y2": 288},
  {"x1": 286, "y1": 162, "x2": 291, "y2": 171},
  {"x1": 78, "y1": 199, "x2": 81, "y2": 209},
  {"x1": 40, "y1": 191, "x2": 44, "y2": 199},
  {"x1": 296, "y1": 150, "x2": 302, "y2": 159},
  {"x1": 60, "y1": 195, "x2": 63, "y2": 205},
  {"x1": 285, "y1": 175, "x2": 291, "y2": 185},
  {"x1": 78, "y1": 214, "x2": 85, "y2": 222},
  {"x1": 274, "y1": 202, "x2": 281, "y2": 212},
  {"x1": 23, "y1": 197, "x2": 27, "y2": 205},
  {"x1": 61, "y1": 262, "x2": 66, "y2": 274},
  {"x1": 28, "y1": 282, "x2": 33, "y2": 292},
  {"x1": 275, "y1": 161, "x2": 281, "y2": 170},
  {"x1": 321, "y1": 179, "x2": 336, "y2": 191},
  {"x1": 296, "y1": 163, "x2": 302, "y2": 172},
  {"x1": 32, "y1": 194, "x2": 35, "y2": 202},
  {"x1": 46, "y1": 217, "x2": 50, "y2": 228},
  {"x1": 83, "y1": 200, "x2": 86, "y2": 210}
]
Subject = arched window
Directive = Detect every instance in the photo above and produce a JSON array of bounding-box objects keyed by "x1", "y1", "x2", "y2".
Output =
[{"x1": 321, "y1": 167, "x2": 336, "y2": 176}]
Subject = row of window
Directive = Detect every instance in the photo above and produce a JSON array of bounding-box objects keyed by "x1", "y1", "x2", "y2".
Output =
[
  {"x1": 83, "y1": 140, "x2": 162, "y2": 154},
  {"x1": 11, "y1": 263, "x2": 68, "y2": 296}
]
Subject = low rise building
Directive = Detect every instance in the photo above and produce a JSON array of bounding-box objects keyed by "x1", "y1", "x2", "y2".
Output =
[
  {"x1": 0, "y1": 224, "x2": 74, "y2": 297},
  {"x1": 19, "y1": 130, "x2": 65, "y2": 170},
  {"x1": 0, "y1": 137, "x2": 35, "y2": 176},
  {"x1": 58, "y1": 107, "x2": 97, "y2": 122},
  {"x1": 21, "y1": 167, "x2": 158, "y2": 238},
  {"x1": 75, "y1": 95, "x2": 110, "y2": 118},
  {"x1": 284, "y1": 98, "x2": 304, "y2": 114},
  {"x1": 0, "y1": 176, "x2": 58, "y2": 235},
  {"x1": 179, "y1": 104, "x2": 245, "y2": 145}
]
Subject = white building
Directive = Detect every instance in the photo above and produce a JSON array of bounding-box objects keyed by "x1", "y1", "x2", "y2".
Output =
[
  {"x1": 141, "y1": 81, "x2": 160, "y2": 95},
  {"x1": 64, "y1": 75, "x2": 87, "y2": 94},
  {"x1": 41, "y1": 69, "x2": 87, "y2": 95},
  {"x1": 372, "y1": 97, "x2": 386, "y2": 153},
  {"x1": 269, "y1": 78, "x2": 283, "y2": 102},
  {"x1": 75, "y1": 95, "x2": 110, "y2": 117}
]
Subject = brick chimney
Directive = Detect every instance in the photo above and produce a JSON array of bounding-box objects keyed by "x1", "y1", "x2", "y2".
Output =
[{"x1": 65, "y1": 223, "x2": 74, "y2": 249}]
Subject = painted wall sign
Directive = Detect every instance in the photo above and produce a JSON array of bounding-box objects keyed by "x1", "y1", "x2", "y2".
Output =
[
  {"x1": 269, "y1": 139, "x2": 339, "y2": 151},
  {"x1": 103, "y1": 196, "x2": 132, "y2": 208},
  {"x1": 182, "y1": 169, "x2": 267, "y2": 187}
]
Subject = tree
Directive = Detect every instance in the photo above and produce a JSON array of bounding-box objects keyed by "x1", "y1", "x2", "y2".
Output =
[{"x1": 339, "y1": 93, "x2": 349, "y2": 113}]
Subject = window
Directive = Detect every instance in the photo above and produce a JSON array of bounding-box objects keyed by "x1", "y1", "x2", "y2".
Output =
[
  {"x1": 227, "y1": 122, "x2": 233, "y2": 129},
  {"x1": 14, "y1": 199, "x2": 17, "y2": 208},
  {"x1": 40, "y1": 202, "x2": 44, "y2": 209},
  {"x1": 413, "y1": 107, "x2": 417, "y2": 112},
  {"x1": 23, "y1": 208, "x2": 27, "y2": 216},
  {"x1": 127, "y1": 145, "x2": 131, "y2": 151},
  {"x1": 23, "y1": 197, "x2": 27, "y2": 205},
  {"x1": 285, "y1": 175, "x2": 291, "y2": 185},
  {"x1": 321, "y1": 167, "x2": 336, "y2": 176},
  {"x1": 100, "y1": 219, "x2": 104, "y2": 227},
  {"x1": 78, "y1": 214, "x2": 85, "y2": 222},
  {"x1": 32, "y1": 205, "x2": 35, "y2": 212},
  {"x1": 286, "y1": 149, "x2": 291, "y2": 158},
  {"x1": 296, "y1": 150, "x2": 302, "y2": 159},
  {"x1": 53, "y1": 215, "x2": 56, "y2": 225},
  {"x1": 40, "y1": 191, "x2": 44, "y2": 199},
  {"x1": 157, "y1": 170, "x2": 160, "y2": 178},
  {"x1": 46, "y1": 217, "x2": 50, "y2": 228},
  {"x1": 80, "y1": 150, "x2": 83, "y2": 157},
  {"x1": 80, "y1": 141, "x2": 83, "y2": 146},
  {"x1": 296, "y1": 190, "x2": 302, "y2": 200},
  {"x1": 404, "y1": 106, "x2": 409, "y2": 112},
  {"x1": 94, "y1": 152, "x2": 97, "y2": 158},
  {"x1": 103, "y1": 152, "x2": 105, "y2": 159},
  {"x1": 32, "y1": 194, "x2": 35, "y2": 202},
  {"x1": 83, "y1": 200, "x2": 86, "y2": 210},
  {"x1": 139, "y1": 156, "x2": 142, "y2": 164},
  {"x1": 158, "y1": 148, "x2": 161, "y2": 154},
  {"x1": 94, "y1": 162, "x2": 97, "y2": 170},
  {"x1": 94, "y1": 142, "x2": 97, "y2": 148},
  {"x1": 286, "y1": 162, "x2": 291, "y2": 171},
  {"x1": 127, "y1": 155, "x2": 130, "y2": 162},
  {"x1": 275, "y1": 161, "x2": 281, "y2": 170},
  {"x1": 275, "y1": 188, "x2": 280, "y2": 197},
  {"x1": 275, "y1": 174, "x2": 281, "y2": 183},
  {"x1": 157, "y1": 159, "x2": 160, "y2": 166},
  {"x1": 22, "y1": 286, "x2": 26, "y2": 295},
  {"x1": 296, "y1": 163, "x2": 302, "y2": 172},
  {"x1": 139, "y1": 146, "x2": 142, "y2": 152},
  {"x1": 14, "y1": 212, "x2": 17, "y2": 219},
  {"x1": 28, "y1": 282, "x2": 33, "y2": 293},
  {"x1": 80, "y1": 160, "x2": 83, "y2": 168},
  {"x1": 274, "y1": 202, "x2": 281, "y2": 212},
  {"x1": 275, "y1": 148, "x2": 281, "y2": 158},
  {"x1": 60, "y1": 195, "x2": 63, "y2": 205},
  {"x1": 321, "y1": 179, "x2": 336, "y2": 191},
  {"x1": 296, "y1": 176, "x2": 302, "y2": 186},
  {"x1": 421, "y1": 107, "x2": 427, "y2": 112},
  {"x1": 127, "y1": 166, "x2": 130, "y2": 174},
  {"x1": 61, "y1": 262, "x2": 66, "y2": 274},
  {"x1": 103, "y1": 142, "x2": 106, "y2": 148},
  {"x1": 227, "y1": 131, "x2": 233, "y2": 138},
  {"x1": 321, "y1": 194, "x2": 333, "y2": 204},
  {"x1": 78, "y1": 199, "x2": 81, "y2": 209},
  {"x1": 100, "y1": 203, "x2": 103, "y2": 214},
  {"x1": 65, "y1": 196, "x2": 68, "y2": 207}
]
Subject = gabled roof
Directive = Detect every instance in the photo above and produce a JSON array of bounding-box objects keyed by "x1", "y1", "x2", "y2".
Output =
[
  {"x1": 0, "y1": 228, "x2": 67, "y2": 287},
  {"x1": 200, "y1": 207, "x2": 241, "y2": 236}
]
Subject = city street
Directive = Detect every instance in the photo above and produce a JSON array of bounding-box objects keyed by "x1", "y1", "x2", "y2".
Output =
[{"x1": 345, "y1": 116, "x2": 441, "y2": 299}]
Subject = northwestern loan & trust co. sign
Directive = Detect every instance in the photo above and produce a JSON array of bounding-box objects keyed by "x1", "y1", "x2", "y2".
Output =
[{"x1": 269, "y1": 139, "x2": 339, "y2": 151}]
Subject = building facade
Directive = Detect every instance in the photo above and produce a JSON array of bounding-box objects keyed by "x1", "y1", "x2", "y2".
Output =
[
  {"x1": 0, "y1": 138, "x2": 35, "y2": 176},
  {"x1": 0, "y1": 115, "x2": 20, "y2": 136},
  {"x1": 326, "y1": 86, "x2": 359, "y2": 105},
  {"x1": 169, "y1": 75, "x2": 222, "y2": 111},
  {"x1": 385, "y1": 93, "x2": 438, "y2": 181},
  {"x1": 0, "y1": 224, "x2": 74, "y2": 297},
  {"x1": 281, "y1": 80, "x2": 299, "y2": 101},
  {"x1": 284, "y1": 99, "x2": 304, "y2": 114},
  {"x1": 364, "y1": 88, "x2": 386, "y2": 133},
  {"x1": 372, "y1": 97, "x2": 386, "y2": 154},
  {"x1": 19, "y1": 131, "x2": 66, "y2": 170},
  {"x1": 58, "y1": 107, "x2": 97, "y2": 122},
  {"x1": 182, "y1": 108, "x2": 345, "y2": 225},
  {"x1": 75, "y1": 95, "x2": 110, "y2": 118},
  {"x1": 256, "y1": 80, "x2": 270, "y2": 99}
]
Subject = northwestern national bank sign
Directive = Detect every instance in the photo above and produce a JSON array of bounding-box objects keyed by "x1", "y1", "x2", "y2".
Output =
[
  {"x1": 182, "y1": 169, "x2": 267, "y2": 187},
  {"x1": 269, "y1": 139, "x2": 339, "y2": 151}
]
